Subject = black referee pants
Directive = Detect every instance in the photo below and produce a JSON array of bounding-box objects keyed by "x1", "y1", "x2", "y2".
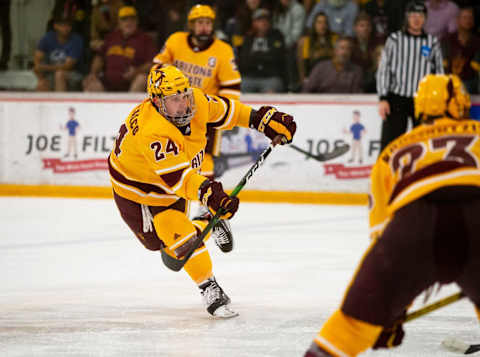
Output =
[{"x1": 380, "y1": 94, "x2": 416, "y2": 151}]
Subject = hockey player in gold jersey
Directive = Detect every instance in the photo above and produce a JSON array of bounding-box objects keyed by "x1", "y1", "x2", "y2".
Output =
[
  {"x1": 305, "y1": 74, "x2": 480, "y2": 356},
  {"x1": 109, "y1": 64, "x2": 295, "y2": 318},
  {"x1": 153, "y1": 4, "x2": 241, "y2": 180}
]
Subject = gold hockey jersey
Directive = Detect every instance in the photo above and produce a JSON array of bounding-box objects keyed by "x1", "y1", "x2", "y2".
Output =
[
  {"x1": 109, "y1": 89, "x2": 252, "y2": 206},
  {"x1": 369, "y1": 118, "x2": 480, "y2": 239},
  {"x1": 153, "y1": 32, "x2": 241, "y2": 99}
]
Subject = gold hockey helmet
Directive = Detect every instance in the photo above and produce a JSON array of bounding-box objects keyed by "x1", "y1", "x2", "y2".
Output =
[
  {"x1": 147, "y1": 64, "x2": 196, "y2": 127},
  {"x1": 187, "y1": 4, "x2": 216, "y2": 22},
  {"x1": 414, "y1": 74, "x2": 471, "y2": 121}
]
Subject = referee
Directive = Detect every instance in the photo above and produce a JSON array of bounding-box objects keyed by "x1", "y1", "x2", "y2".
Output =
[{"x1": 376, "y1": 0, "x2": 444, "y2": 150}]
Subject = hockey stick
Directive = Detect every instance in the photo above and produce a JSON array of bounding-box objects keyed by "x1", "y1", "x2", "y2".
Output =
[
  {"x1": 289, "y1": 143, "x2": 350, "y2": 162},
  {"x1": 402, "y1": 292, "x2": 480, "y2": 354},
  {"x1": 405, "y1": 292, "x2": 465, "y2": 323},
  {"x1": 161, "y1": 141, "x2": 277, "y2": 272}
]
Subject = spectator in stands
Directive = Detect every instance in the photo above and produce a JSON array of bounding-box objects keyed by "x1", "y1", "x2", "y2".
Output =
[
  {"x1": 302, "y1": 0, "x2": 316, "y2": 17},
  {"x1": 425, "y1": 0, "x2": 459, "y2": 40},
  {"x1": 443, "y1": 6, "x2": 480, "y2": 94},
  {"x1": 305, "y1": 0, "x2": 359, "y2": 37},
  {"x1": 33, "y1": 13, "x2": 84, "y2": 91},
  {"x1": 363, "y1": 0, "x2": 410, "y2": 43},
  {"x1": 272, "y1": 0, "x2": 306, "y2": 91},
  {"x1": 351, "y1": 12, "x2": 379, "y2": 93},
  {"x1": 82, "y1": 6, "x2": 157, "y2": 92},
  {"x1": 238, "y1": 8, "x2": 286, "y2": 93},
  {"x1": 90, "y1": 0, "x2": 124, "y2": 52},
  {"x1": 134, "y1": 0, "x2": 187, "y2": 49},
  {"x1": 0, "y1": 0, "x2": 11, "y2": 70},
  {"x1": 47, "y1": 0, "x2": 91, "y2": 43},
  {"x1": 225, "y1": 0, "x2": 265, "y2": 50},
  {"x1": 297, "y1": 11, "x2": 337, "y2": 84},
  {"x1": 302, "y1": 36, "x2": 363, "y2": 93}
]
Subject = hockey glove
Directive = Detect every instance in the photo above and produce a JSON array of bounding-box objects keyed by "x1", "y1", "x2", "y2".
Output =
[
  {"x1": 372, "y1": 321, "x2": 405, "y2": 349},
  {"x1": 250, "y1": 106, "x2": 296, "y2": 144},
  {"x1": 198, "y1": 180, "x2": 239, "y2": 219}
]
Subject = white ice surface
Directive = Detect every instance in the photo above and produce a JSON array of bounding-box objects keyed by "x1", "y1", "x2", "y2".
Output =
[{"x1": 0, "y1": 197, "x2": 478, "y2": 356}]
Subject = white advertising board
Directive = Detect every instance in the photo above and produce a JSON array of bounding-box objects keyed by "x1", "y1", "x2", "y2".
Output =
[{"x1": 0, "y1": 94, "x2": 382, "y2": 193}]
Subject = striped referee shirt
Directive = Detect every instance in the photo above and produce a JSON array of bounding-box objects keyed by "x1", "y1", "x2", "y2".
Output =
[{"x1": 376, "y1": 30, "x2": 444, "y2": 99}]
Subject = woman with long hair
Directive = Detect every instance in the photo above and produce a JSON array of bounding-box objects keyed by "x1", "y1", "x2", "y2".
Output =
[{"x1": 297, "y1": 11, "x2": 337, "y2": 83}]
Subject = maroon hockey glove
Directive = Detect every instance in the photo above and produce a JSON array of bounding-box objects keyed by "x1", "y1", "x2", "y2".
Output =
[
  {"x1": 250, "y1": 106, "x2": 296, "y2": 144},
  {"x1": 199, "y1": 180, "x2": 239, "y2": 219},
  {"x1": 372, "y1": 321, "x2": 405, "y2": 349}
]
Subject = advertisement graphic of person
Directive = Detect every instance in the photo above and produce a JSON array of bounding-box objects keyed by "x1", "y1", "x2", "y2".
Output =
[
  {"x1": 63, "y1": 107, "x2": 80, "y2": 159},
  {"x1": 346, "y1": 110, "x2": 366, "y2": 164}
]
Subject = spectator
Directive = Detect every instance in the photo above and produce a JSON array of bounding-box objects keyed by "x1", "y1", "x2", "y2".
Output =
[
  {"x1": 47, "y1": 0, "x2": 91, "y2": 43},
  {"x1": 83, "y1": 6, "x2": 157, "y2": 92},
  {"x1": 364, "y1": 0, "x2": 410, "y2": 43},
  {"x1": 33, "y1": 13, "x2": 84, "y2": 91},
  {"x1": 272, "y1": 0, "x2": 305, "y2": 53},
  {"x1": 297, "y1": 11, "x2": 338, "y2": 84},
  {"x1": 302, "y1": 36, "x2": 363, "y2": 93},
  {"x1": 351, "y1": 12, "x2": 379, "y2": 92},
  {"x1": 0, "y1": 0, "x2": 11, "y2": 70},
  {"x1": 90, "y1": 0, "x2": 124, "y2": 52},
  {"x1": 443, "y1": 6, "x2": 480, "y2": 93},
  {"x1": 239, "y1": 9, "x2": 287, "y2": 93},
  {"x1": 272, "y1": 0, "x2": 306, "y2": 91},
  {"x1": 425, "y1": 0, "x2": 459, "y2": 40},
  {"x1": 133, "y1": 0, "x2": 187, "y2": 49},
  {"x1": 305, "y1": 0, "x2": 359, "y2": 37},
  {"x1": 225, "y1": 0, "x2": 265, "y2": 50},
  {"x1": 302, "y1": 0, "x2": 316, "y2": 17}
]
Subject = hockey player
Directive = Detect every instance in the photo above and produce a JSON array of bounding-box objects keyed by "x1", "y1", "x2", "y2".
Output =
[
  {"x1": 304, "y1": 74, "x2": 480, "y2": 356},
  {"x1": 153, "y1": 4, "x2": 241, "y2": 181},
  {"x1": 109, "y1": 64, "x2": 295, "y2": 318}
]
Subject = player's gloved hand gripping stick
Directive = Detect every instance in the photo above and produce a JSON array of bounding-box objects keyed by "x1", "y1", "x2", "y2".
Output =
[{"x1": 161, "y1": 136, "x2": 284, "y2": 272}]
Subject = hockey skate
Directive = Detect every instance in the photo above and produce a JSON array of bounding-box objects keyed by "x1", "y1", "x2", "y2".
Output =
[
  {"x1": 199, "y1": 277, "x2": 238, "y2": 318},
  {"x1": 193, "y1": 210, "x2": 234, "y2": 253}
]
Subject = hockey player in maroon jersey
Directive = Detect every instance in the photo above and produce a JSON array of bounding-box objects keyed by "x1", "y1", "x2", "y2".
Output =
[{"x1": 305, "y1": 74, "x2": 480, "y2": 356}]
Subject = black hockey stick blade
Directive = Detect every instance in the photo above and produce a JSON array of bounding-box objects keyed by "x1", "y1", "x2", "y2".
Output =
[
  {"x1": 442, "y1": 337, "x2": 480, "y2": 354},
  {"x1": 290, "y1": 143, "x2": 350, "y2": 162},
  {"x1": 466, "y1": 345, "x2": 480, "y2": 354},
  {"x1": 161, "y1": 142, "x2": 276, "y2": 272},
  {"x1": 161, "y1": 213, "x2": 221, "y2": 272}
]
